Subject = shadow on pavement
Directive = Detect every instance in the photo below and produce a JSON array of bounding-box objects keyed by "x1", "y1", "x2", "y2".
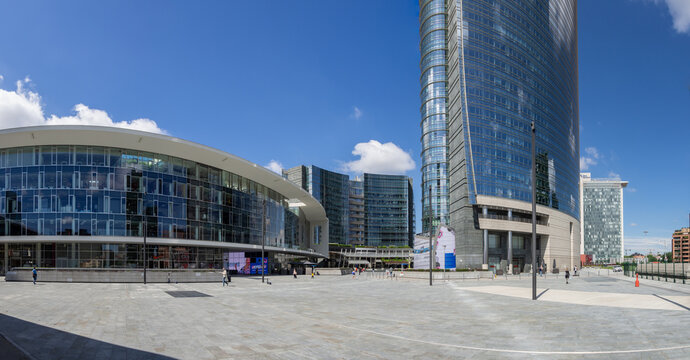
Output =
[{"x1": 0, "y1": 313, "x2": 174, "y2": 360}]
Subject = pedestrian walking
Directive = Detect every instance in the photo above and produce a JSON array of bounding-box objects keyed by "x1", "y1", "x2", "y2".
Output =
[
  {"x1": 311, "y1": 268, "x2": 314, "y2": 279},
  {"x1": 32, "y1": 266, "x2": 37, "y2": 285},
  {"x1": 222, "y1": 268, "x2": 228, "y2": 287},
  {"x1": 565, "y1": 268, "x2": 570, "y2": 284},
  {"x1": 167, "y1": 271, "x2": 171, "y2": 284},
  {"x1": 352, "y1": 268, "x2": 356, "y2": 279},
  {"x1": 293, "y1": 268, "x2": 298, "y2": 279},
  {"x1": 574, "y1": 265, "x2": 578, "y2": 277},
  {"x1": 539, "y1": 265, "x2": 543, "y2": 277}
]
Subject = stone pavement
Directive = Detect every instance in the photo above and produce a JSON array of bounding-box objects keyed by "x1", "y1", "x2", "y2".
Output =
[{"x1": 1, "y1": 273, "x2": 689, "y2": 359}]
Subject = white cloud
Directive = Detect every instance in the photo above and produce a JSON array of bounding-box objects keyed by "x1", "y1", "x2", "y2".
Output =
[
  {"x1": 0, "y1": 75, "x2": 4, "y2": 82},
  {"x1": 607, "y1": 171, "x2": 621, "y2": 180},
  {"x1": 579, "y1": 146, "x2": 600, "y2": 170},
  {"x1": 625, "y1": 236, "x2": 672, "y2": 253},
  {"x1": 264, "y1": 160, "x2": 283, "y2": 174},
  {"x1": 342, "y1": 140, "x2": 415, "y2": 175},
  {"x1": 0, "y1": 77, "x2": 166, "y2": 134},
  {"x1": 351, "y1": 106, "x2": 362, "y2": 120},
  {"x1": 630, "y1": 222, "x2": 638, "y2": 227},
  {"x1": 627, "y1": 187, "x2": 637, "y2": 193},
  {"x1": 661, "y1": 0, "x2": 690, "y2": 33}
]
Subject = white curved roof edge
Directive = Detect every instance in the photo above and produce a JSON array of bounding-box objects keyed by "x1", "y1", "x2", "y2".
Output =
[{"x1": 0, "y1": 125, "x2": 327, "y2": 222}]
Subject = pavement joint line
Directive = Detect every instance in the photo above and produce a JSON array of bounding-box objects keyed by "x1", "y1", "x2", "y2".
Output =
[
  {"x1": 333, "y1": 322, "x2": 690, "y2": 355},
  {"x1": 652, "y1": 294, "x2": 690, "y2": 311}
]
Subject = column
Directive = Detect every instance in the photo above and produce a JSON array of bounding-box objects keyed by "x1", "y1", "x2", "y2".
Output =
[
  {"x1": 4, "y1": 243, "x2": 8, "y2": 274},
  {"x1": 507, "y1": 210, "x2": 513, "y2": 274},
  {"x1": 36, "y1": 243, "x2": 41, "y2": 267},
  {"x1": 482, "y1": 207, "x2": 488, "y2": 265}
]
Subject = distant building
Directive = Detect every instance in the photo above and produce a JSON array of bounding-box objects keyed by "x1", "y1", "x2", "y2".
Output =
[
  {"x1": 283, "y1": 165, "x2": 349, "y2": 245},
  {"x1": 362, "y1": 173, "x2": 415, "y2": 247},
  {"x1": 285, "y1": 167, "x2": 414, "y2": 247},
  {"x1": 672, "y1": 228, "x2": 689, "y2": 263},
  {"x1": 579, "y1": 173, "x2": 627, "y2": 263},
  {"x1": 348, "y1": 179, "x2": 365, "y2": 245}
]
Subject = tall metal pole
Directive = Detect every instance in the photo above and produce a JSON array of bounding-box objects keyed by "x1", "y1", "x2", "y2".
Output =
[
  {"x1": 429, "y1": 186, "x2": 433, "y2": 286},
  {"x1": 262, "y1": 199, "x2": 266, "y2": 283},
  {"x1": 531, "y1": 122, "x2": 537, "y2": 300},
  {"x1": 143, "y1": 218, "x2": 147, "y2": 284}
]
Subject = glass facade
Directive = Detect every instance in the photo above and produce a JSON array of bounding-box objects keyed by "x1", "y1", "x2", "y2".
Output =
[
  {"x1": 0, "y1": 145, "x2": 301, "y2": 256},
  {"x1": 306, "y1": 166, "x2": 350, "y2": 244},
  {"x1": 454, "y1": 0, "x2": 579, "y2": 217},
  {"x1": 363, "y1": 174, "x2": 414, "y2": 247},
  {"x1": 419, "y1": 0, "x2": 450, "y2": 232},
  {"x1": 581, "y1": 178, "x2": 625, "y2": 263},
  {"x1": 348, "y1": 179, "x2": 365, "y2": 245}
]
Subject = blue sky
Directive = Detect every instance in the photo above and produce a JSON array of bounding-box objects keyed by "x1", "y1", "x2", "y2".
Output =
[{"x1": 0, "y1": 1, "x2": 687, "y2": 254}]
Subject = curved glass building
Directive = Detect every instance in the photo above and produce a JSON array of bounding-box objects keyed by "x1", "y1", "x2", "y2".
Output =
[
  {"x1": 419, "y1": 0, "x2": 450, "y2": 233},
  {"x1": 419, "y1": 0, "x2": 580, "y2": 271},
  {"x1": 0, "y1": 126, "x2": 328, "y2": 279}
]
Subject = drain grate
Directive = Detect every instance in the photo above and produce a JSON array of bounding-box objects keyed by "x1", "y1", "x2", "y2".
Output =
[{"x1": 165, "y1": 291, "x2": 212, "y2": 298}]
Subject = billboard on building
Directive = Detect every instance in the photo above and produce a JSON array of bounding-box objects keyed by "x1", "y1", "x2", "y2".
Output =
[
  {"x1": 435, "y1": 226, "x2": 456, "y2": 270},
  {"x1": 223, "y1": 252, "x2": 247, "y2": 273}
]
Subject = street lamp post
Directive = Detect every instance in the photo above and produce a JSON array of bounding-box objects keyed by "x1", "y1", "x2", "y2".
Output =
[
  {"x1": 143, "y1": 218, "x2": 147, "y2": 285},
  {"x1": 262, "y1": 199, "x2": 266, "y2": 284},
  {"x1": 428, "y1": 186, "x2": 433, "y2": 286},
  {"x1": 531, "y1": 121, "x2": 537, "y2": 300}
]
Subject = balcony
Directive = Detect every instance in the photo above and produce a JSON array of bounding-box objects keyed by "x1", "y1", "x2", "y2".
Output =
[{"x1": 478, "y1": 213, "x2": 548, "y2": 226}]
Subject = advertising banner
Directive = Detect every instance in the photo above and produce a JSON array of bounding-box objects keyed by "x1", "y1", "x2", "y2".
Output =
[
  {"x1": 223, "y1": 252, "x2": 247, "y2": 273},
  {"x1": 413, "y1": 235, "x2": 431, "y2": 269},
  {"x1": 250, "y1": 258, "x2": 268, "y2": 274},
  {"x1": 435, "y1": 226, "x2": 456, "y2": 270}
]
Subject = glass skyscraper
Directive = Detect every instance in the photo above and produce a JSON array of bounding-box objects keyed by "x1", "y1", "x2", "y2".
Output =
[
  {"x1": 285, "y1": 167, "x2": 414, "y2": 247},
  {"x1": 419, "y1": 0, "x2": 580, "y2": 270},
  {"x1": 419, "y1": 0, "x2": 450, "y2": 233},
  {"x1": 284, "y1": 165, "x2": 350, "y2": 245},
  {"x1": 580, "y1": 173, "x2": 627, "y2": 264},
  {"x1": 362, "y1": 174, "x2": 415, "y2": 247}
]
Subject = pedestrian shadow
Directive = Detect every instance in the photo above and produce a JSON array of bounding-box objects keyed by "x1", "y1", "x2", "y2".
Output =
[
  {"x1": 0, "y1": 313, "x2": 174, "y2": 360},
  {"x1": 536, "y1": 288, "x2": 550, "y2": 300}
]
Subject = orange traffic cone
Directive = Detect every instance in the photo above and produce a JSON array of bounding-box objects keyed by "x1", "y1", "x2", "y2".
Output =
[{"x1": 635, "y1": 273, "x2": 640, "y2": 287}]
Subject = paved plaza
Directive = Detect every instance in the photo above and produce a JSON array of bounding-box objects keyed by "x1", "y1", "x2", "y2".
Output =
[{"x1": 1, "y1": 270, "x2": 689, "y2": 359}]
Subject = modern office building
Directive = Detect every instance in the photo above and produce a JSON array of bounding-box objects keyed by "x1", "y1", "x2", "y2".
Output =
[
  {"x1": 348, "y1": 179, "x2": 365, "y2": 245},
  {"x1": 283, "y1": 165, "x2": 349, "y2": 244},
  {"x1": 672, "y1": 227, "x2": 689, "y2": 263},
  {"x1": 362, "y1": 174, "x2": 415, "y2": 247},
  {"x1": 285, "y1": 167, "x2": 414, "y2": 247},
  {"x1": 419, "y1": 0, "x2": 581, "y2": 271},
  {"x1": 579, "y1": 173, "x2": 627, "y2": 263},
  {"x1": 0, "y1": 126, "x2": 329, "y2": 277}
]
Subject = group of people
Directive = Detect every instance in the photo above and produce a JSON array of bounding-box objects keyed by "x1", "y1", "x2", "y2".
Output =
[
  {"x1": 538, "y1": 264, "x2": 578, "y2": 283},
  {"x1": 351, "y1": 266, "x2": 364, "y2": 279}
]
